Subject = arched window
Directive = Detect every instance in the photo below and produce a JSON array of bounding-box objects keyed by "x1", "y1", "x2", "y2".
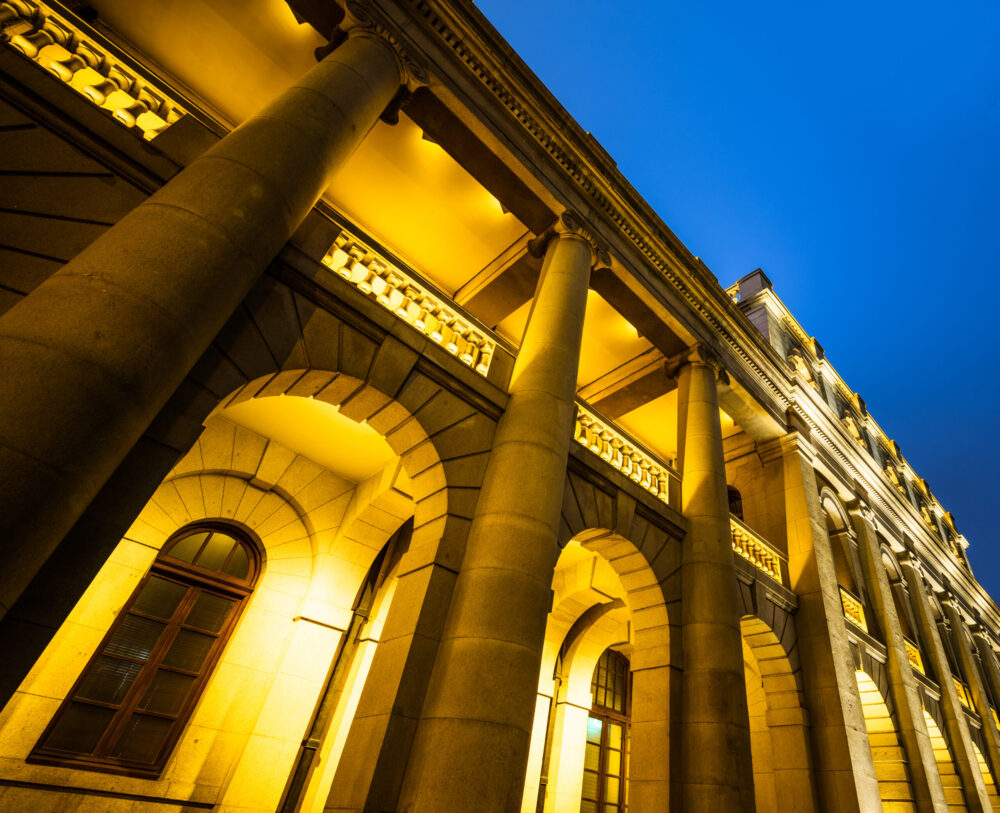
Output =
[
  {"x1": 581, "y1": 649, "x2": 630, "y2": 813},
  {"x1": 727, "y1": 486, "x2": 744, "y2": 521},
  {"x1": 28, "y1": 523, "x2": 261, "y2": 777}
]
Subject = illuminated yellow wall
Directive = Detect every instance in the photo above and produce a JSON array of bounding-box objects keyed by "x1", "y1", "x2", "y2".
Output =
[{"x1": 0, "y1": 411, "x2": 413, "y2": 812}]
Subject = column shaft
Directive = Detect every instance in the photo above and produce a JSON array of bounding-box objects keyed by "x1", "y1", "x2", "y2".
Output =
[
  {"x1": 850, "y1": 508, "x2": 947, "y2": 812},
  {"x1": 675, "y1": 349, "x2": 754, "y2": 810},
  {"x1": 0, "y1": 33, "x2": 402, "y2": 617},
  {"x1": 901, "y1": 561, "x2": 991, "y2": 810},
  {"x1": 396, "y1": 228, "x2": 594, "y2": 812},
  {"x1": 942, "y1": 598, "x2": 1000, "y2": 804}
]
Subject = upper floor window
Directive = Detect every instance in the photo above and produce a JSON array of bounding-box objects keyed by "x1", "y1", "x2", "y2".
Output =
[
  {"x1": 28, "y1": 524, "x2": 261, "y2": 778},
  {"x1": 727, "y1": 486, "x2": 744, "y2": 521}
]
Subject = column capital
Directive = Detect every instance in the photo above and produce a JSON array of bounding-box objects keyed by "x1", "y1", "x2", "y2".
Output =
[
  {"x1": 847, "y1": 497, "x2": 877, "y2": 529},
  {"x1": 342, "y1": 0, "x2": 428, "y2": 88},
  {"x1": 528, "y1": 210, "x2": 610, "y2": 268},
  {"x1": 665, "y1": 343, "x2": 729, "y2": 384},
  {"x1": 900, "y1": 548, "x2": 923, "y2": 572},
  {"x1": 937, "y1": 589, "x2": 960, "y2": 613}
]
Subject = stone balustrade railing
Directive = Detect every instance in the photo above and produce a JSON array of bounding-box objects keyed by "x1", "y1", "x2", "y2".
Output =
[
  {"x1": 3, "y1": 0, "x2": 186, "y2": 139},
  {"x1": 840, "y1": 586, "x2": 868, "y2": 633},
  {"x1": 573, "y1": 406, "x2": 675, "y2": 505},
  {"x1": 730, "y1": 517, "x2": 784, "y2": 585},
  {"x1": 953, "y1": 677, "x2": 973, "y2": 709},
  {"x1": 903, "y1": 636, "x2": 924, "y2": 674},
  {"x1": 322, "y1": 230, "x2": 496, "y2": 377}
]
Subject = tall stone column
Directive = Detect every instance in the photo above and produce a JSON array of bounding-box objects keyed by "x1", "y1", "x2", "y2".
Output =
[
  {"x1": 941, "y1": 594, "x2": 1000, "y2": 802},
  {"x1": 848, "y1": 500, "x2": 947, "y2": 812},
  {"x1": 900, "y1": 555, "x2": 991, "y2": 810},
  {"x1": 669, "y1": 344, "x2": 754, "y2": 810},
  {"x1": 760, "y1": 427, "x2": 880, "y2": 812},
  {"x1": 396, "y1": 214, "x2": 601, "y2": 813},
  {"x1": 0, "y1": 30, "x2": 405, "y2": 620}
]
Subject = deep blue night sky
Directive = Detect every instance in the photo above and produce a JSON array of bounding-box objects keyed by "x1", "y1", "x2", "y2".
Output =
[{"x1": 476, "y1": 1, "x2": 1000, "y2": 594}]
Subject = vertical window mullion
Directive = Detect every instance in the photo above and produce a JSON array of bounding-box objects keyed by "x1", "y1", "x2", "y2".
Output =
[{"x1": 92, "y1": 583, "x2": 198, "y2": 759}]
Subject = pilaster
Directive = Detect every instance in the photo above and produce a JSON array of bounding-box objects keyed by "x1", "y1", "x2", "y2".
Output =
[
  {"x1": 940, "y1": 593, "x2": 1000, "y2": 806},
  {"x1": 759, "y1": 428, "x2": 880, "y2": 812},
  {"x1": 900, "y1": 556, "x2": 991, "y2": 811},
  {"x1": 848, "y1": 500, "x2": 947, "y2": 811}
]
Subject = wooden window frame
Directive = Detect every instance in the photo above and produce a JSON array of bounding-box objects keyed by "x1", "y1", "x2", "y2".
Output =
[
  {"x1": 581, "y1": 649, "x2": 631, "y2": 813},
  {"x1": 27, "y1": 522, "x2": 261, "y2": 779}
]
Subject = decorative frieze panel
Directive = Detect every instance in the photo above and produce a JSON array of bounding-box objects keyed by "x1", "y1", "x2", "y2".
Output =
[
  {"x1": 322, "y1": 230, "x2": 495, "y2": 377},
  {"x1": 730, "y1": 517, "x2": 784, "y2": 585},
  {"x1": 2, "y1": 0, "x2": 185, "y2": 139},
  {"x1": 573, "y1": 406, "x2": 673, "y2": 505}
]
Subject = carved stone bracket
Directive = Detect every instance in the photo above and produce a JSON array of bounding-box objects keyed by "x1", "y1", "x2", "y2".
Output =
[
  {"x1": 528, "y1": 210, "x2": 610, "y2": 269},
  {"x1": 847, "y1": 497, "x2": 877, "y2": 530},
  {"x1": 342, "y1": 0, "x2": 428, "y2": 89},
  {"x1": 664, "y1": 343, "x2": 729, "y2": 385}
]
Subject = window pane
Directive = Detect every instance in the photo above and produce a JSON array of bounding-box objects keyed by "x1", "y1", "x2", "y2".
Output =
[
  {"x1": 222, "y1": 543, "x2": 250, "y2": 579},
  {"x1": 608, "y1": 722, "x2": 622, "y2": 749},
  {"x1": 105, "y1": 615, "x2": 166, "y2": 662},
  {"x1": 586, "y1": 716, "x2": 603, "y2": 744},
  {"x1": 76, "y1": 656, "x2": 142, "y2": 705},
  {"x1": 605, "y1": 776, "x2": 620, "y2": 801},
  {"x1": 582, "y1": 770, "x2": 598, "y2": 800},
  {"x1": 185, "y1": 592, "x2": 234, "y2": 633},
  {"x1": 132, "y1": 577, "x2": 187, "y2": 620},
  {"x1": 109, "y1": 714, "x2": 172, "y2": 763},
  {"x1": 606, "y1": 749, "x2": 621, "y2": 776},
  {"x1": 44, "y1": 703, "x2": 115, "y2": 754},
  {"x1": 604, "y1": 805, "x2": 619, "y2": 813},
  {"x1": 167, "y1": 532, "x2": 209, "y2": 563},
  {"x1": 162, "y1": 629, "x2": 214, "y2": 672},
  {"x1": 580, "y1": 802, "x2": 597, "y2": 813},
  {"x1": 138, "y1": 670, "x2": 196, "y2": 715},
  {"x1": 585, "y1": 741, "x2": 601, "y2": 772},
  {"x1": 196, "y1": 532, "x2": 237, "y2": 572}
]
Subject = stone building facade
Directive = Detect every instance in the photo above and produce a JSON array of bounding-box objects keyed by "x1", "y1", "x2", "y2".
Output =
[{"x1": 0, "y1": 1, "x2": 997, "y2": 811}]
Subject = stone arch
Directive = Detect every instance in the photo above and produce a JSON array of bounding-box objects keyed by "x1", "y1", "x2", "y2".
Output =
[
  {"x1": 740, "y1": 613, "x2": 818, "y2": 812},
  {"x1": 818, "y1": 486, "x2": 866, "y2": 602},
  {"x1": 882, "y1": 546, "x2": 904, "y2": 584},
  {"x1": 523, "y1": 526, "x2": 675, "y2": 813},
  {"x1": 819, "y1": 486, "x2": 851, "y2": 535},
  {"x1": 202, "y1": 367, "x2": 498, "y2": 586},
  {"x1": 192, "y1": 369, "x2": 499, "y2": 812}
]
